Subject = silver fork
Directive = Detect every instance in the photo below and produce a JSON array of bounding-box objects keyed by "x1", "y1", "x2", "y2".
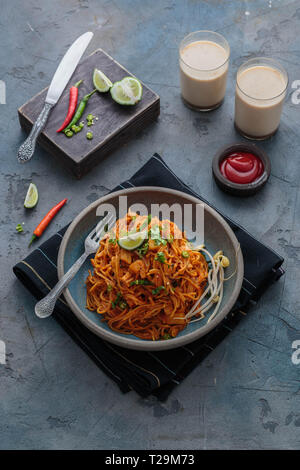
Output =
[{"x1": 34, "y1": 213, "x2": 114, "y2": 319}]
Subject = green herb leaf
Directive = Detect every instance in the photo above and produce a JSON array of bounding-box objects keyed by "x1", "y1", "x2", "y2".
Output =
[
  {"x1": 150, "y1": 224, "x2": 167, "y2": 246},
  {"x1": 130, "y1": 279, "x2": 153, "y2": 286},
  {"x1": 111, "y1": 292, "x2": 122, "y2": 309},
  {"x1": 136, "y1": 241, "x2": 149, "y2": 257},
  {"x1": 155, "y1": 237, "x2": 167, "y2": 246},
  {"x1": 155, "y1": 252, "x2": 166, "y2": 264},
  {"x1": 140, "y1": 214, "x2": 152, "y2": 231},
  {"x1": 162, "y1": 333, "x2": 172, "y2": 340},
  {"x1": 152, "y1": 285, "x2": 166, "y2": 295}
]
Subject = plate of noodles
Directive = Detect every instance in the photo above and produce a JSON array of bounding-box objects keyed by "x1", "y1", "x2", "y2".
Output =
[{"x1": 57, "y1": 187, "x2": 243, "y2": 351}]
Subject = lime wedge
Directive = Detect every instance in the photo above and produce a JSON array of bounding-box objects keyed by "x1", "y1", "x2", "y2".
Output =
[
  {"x1": 93, "y1": 68, "x2": 113, "y2": 92},
  {"x1": 24, "y1": 183, "x2": 38, "y2": 208},
  {"x1": 118, "y1": 230, "x2": 147, "y2": 251},
  {"x1": 110, "y1": 77, "x2": 143, "y2": 105}
]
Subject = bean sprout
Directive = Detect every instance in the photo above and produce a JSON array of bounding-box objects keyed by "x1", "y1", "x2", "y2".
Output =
[{"x1": 184, "y1": 244, "x2": 239, "y2": 324}]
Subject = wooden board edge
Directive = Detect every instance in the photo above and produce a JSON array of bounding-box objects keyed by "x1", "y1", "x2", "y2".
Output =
[{"x1": 18, "y1": 99, "x2": 160, "y2": 179}]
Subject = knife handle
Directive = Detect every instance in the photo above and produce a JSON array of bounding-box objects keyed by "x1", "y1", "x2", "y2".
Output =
[{"x1": 17, "y1": 102, "x2": 53, "y2": 163}]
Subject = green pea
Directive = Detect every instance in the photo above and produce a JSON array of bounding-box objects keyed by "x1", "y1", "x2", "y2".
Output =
[{"x1": 86, "y1": 132, "x2": 93, "y2": 140}]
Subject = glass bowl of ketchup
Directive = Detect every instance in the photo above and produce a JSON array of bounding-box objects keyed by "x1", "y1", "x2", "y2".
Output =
[{"x1": 212, "y1": 143, "x2": 271, "y2": 196}]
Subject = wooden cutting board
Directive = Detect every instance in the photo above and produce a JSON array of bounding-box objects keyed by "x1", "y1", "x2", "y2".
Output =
[{"x1": 18, "y1": 49, "x2": 160, "y2": 178}]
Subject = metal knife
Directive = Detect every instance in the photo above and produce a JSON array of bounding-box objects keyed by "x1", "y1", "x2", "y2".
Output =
[{"x1": 17, "y1": 31, "x2": 93, "y2": 163}]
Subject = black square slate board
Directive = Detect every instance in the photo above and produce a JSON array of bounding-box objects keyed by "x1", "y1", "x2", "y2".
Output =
[{"x1": 18, "y1": 49, "x2": 160, "y2": 178}]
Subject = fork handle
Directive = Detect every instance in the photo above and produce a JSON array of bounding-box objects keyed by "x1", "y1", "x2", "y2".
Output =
[
  {"x1": 18, "y1": 102, "x2": 53, "y2": 163},
  {"x1": 34, "y1": 252, "x2": 88, "y2": 319}
]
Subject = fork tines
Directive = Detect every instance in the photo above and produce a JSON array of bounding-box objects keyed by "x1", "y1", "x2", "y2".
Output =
[{"x1": 92, "y1": 212, "x2": 115, "y2": 242}]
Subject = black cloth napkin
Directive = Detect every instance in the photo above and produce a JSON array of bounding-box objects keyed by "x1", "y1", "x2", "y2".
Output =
[{"x1": 13, "y1": 154, "x2": 284, "y2": 401}]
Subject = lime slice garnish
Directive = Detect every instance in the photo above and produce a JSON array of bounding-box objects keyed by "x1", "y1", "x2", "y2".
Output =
[
  {"x1": 93, "y1": 68, "x2": 113, "y2": 92},
  {"x1": 118, "y1": 230, "x2": 147, "y2": 251},
  {"x1": 110, "y1": 76, "x2": 143, "y2": 105},
  {"x1": 24, "y1": 183, "x2": 38, "y2": 208}
]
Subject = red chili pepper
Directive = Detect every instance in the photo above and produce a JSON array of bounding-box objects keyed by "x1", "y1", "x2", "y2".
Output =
[
  {"x1": 29, "y1": 199, "x2": 68, "y2": 247},
  {"x1": 56, "y1": 80, "x2": 83, "y2": 132}
]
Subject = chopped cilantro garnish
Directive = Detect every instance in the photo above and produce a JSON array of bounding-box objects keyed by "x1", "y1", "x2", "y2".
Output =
[
  {"x1": 150, "y1": 224, "x2": 167, "y2": 246},
  {"x1": 130, "y1": 279, "x2": 153, "y2": 286},
  {"x1": 136, "y1": 241, "x2": 149, "y2": 257},
  {"x1": 155, "y1": 238, "x2": 167, "y2": 246},
  {"x1": 152, "y1": 285, "x2": 166, "y2": 295},
  {"x1": 111, "y1": 292, "x2": 122, "y2": 309},
  {"x1": 162, "y1": 333, "x2": 172, "y2": 340},
  {"x1": 140, "y1": 214, "x2": 152, "y2": 231},
  {"x1": 155, "y1": 252, "x2": 166, "y2": 264}
]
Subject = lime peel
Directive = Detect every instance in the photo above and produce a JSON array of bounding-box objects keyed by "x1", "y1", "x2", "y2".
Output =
[
  {"x1": 93, "y1": 68, "x2": 113, "y2": 93},
  {"x1": 24, "y1": 183, "x2": 38, "y2": 209},
  {"x1": 118, "y1": 230, "x2": 147, "y2": 251},
  {"x1": 110, "y1": 76, "x2": 143, "y2": 105}
]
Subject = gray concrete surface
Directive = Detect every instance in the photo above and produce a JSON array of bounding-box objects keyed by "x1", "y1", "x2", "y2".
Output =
[{"x1": 0, "y1": 0, "x2": 300, "y2": 450}]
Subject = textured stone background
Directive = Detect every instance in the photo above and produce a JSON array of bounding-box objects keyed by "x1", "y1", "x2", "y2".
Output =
[{"x1": 0, "y1": 0, "x2": 299, "y2": 449}]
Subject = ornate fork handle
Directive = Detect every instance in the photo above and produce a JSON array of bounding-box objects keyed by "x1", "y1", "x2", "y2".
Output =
[
  {"x1": 17, "y1": 102, "x2": 53, "y2": 163},
  {"x1": 35, "y1": 252, "x2": 88, "y2": 319}
]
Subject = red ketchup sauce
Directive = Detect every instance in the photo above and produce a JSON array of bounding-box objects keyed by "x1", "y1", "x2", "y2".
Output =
[{"x1": 220, "y1": 152, "x2": 264, "y2": 184}]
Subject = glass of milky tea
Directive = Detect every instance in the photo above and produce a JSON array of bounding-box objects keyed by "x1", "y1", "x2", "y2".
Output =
[
  {"x1": 235, "y1": 57, "x2": 288, "y2": 140},
  {"x1": 179, "y1": 30, "x2": 230, "y2": 111}
]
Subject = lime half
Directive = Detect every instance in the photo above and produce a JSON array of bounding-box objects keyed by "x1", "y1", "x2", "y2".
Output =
[
  {"x1": 118, "y1": 230, "x2": 147, "y2": 251},
  {"x1": 110, "y1": 76, "x2": 143, "y2": 105},
  {"x1": 93, "y1": 68, "x2": 113, "y2": 92},
  {"x1": 24, "y1": 183, "x2": 38, "y2": 208}
]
